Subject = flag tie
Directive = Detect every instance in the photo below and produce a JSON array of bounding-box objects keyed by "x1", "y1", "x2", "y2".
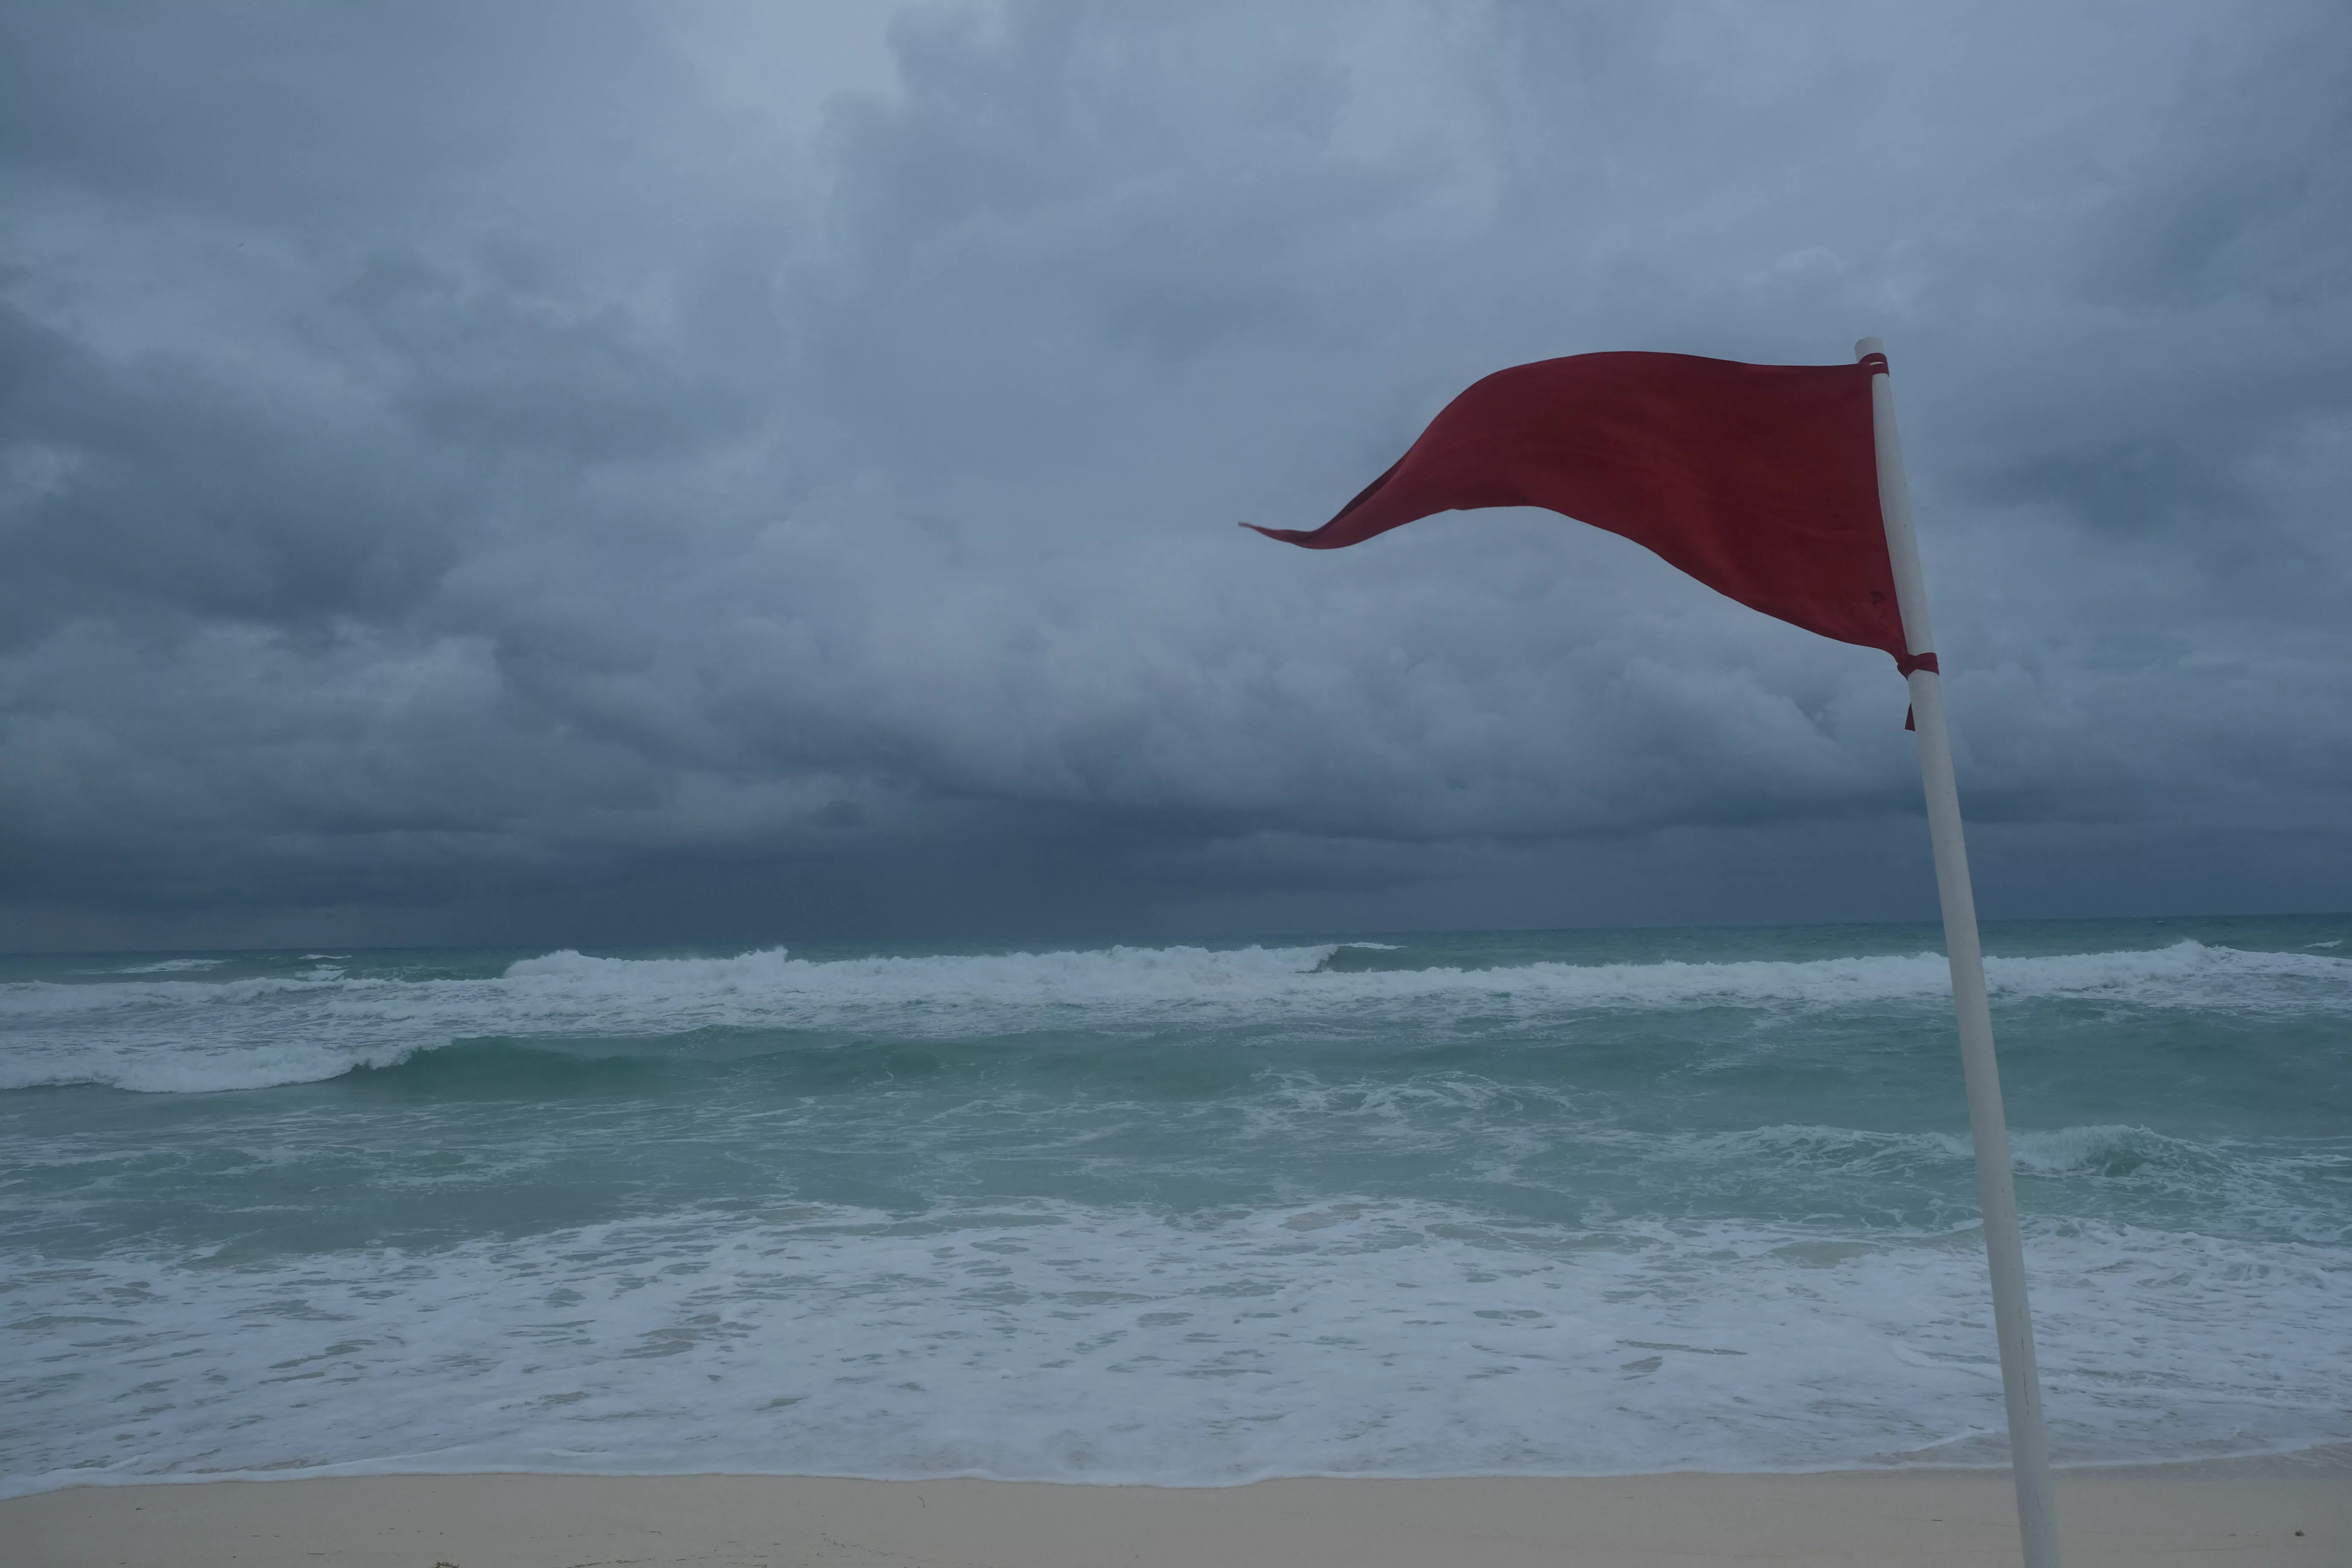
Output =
[{"x1": 1897, "y1": 651, "x2": 1939, "y2": 729}]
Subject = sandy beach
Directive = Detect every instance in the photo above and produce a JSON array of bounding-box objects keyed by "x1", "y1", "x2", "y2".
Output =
[{"x1": 7, "y1": 1453, "x2": 2344, "y2": 1568}]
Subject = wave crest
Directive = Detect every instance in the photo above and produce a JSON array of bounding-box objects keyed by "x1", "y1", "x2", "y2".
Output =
[{"x1": 3, "y1": 938, "x2": 2343, "y2": 1094}]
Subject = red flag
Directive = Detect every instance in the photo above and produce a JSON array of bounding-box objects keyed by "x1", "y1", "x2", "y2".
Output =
[{"x1": 1245, "y1": 350, "x2": 1931, "y2": 676}]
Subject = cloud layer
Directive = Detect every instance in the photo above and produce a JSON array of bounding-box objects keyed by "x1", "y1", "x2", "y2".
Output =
[{"x1": 3, "y1": 0, "x2": 2348, "y2": 948}]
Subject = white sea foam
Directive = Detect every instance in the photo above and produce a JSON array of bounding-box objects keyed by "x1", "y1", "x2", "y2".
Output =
[
  {"x1": 6, "y1": 929, "x2": 2343, "y2": 1494},
  {"x1": 4, "y1": 1199, "x2": 2343, "y2": 1496},
  {"x1": 3, "y1": 939, "x2": 2345, "y2": 1093}
]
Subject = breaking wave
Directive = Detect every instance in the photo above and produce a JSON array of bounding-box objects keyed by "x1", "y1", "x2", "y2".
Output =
[{"x1": 2, "y1": 938, "x2": 2344, "y2": 1093}]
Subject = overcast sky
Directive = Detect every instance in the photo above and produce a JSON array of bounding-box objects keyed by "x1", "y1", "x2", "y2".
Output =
[{"x1": 2, "y1": 0, "x2": 2347, "y2": 951}]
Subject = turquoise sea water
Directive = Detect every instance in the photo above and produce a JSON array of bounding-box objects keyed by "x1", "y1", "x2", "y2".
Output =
[{"x1": 3, "y1": 914, "x2": 2347, "y2": 1493}]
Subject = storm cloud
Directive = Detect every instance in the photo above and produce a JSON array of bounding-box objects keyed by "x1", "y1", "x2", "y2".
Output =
[{"x1": 2, "y1": 0, "x2": 2347, "y2": 949}]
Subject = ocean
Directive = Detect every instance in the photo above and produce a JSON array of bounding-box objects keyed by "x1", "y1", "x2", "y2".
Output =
[{"x1": 3, "y1": 914, "x2": 2347, "y2": 1497}]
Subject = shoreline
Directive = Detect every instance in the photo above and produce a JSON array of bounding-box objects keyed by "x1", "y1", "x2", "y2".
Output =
[{"x1": 7, "y1": 1450, "x2": 2344, "y2": 1567}]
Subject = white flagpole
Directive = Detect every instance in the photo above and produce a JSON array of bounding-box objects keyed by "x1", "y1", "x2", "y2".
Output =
[{"x1": 1857, "y1": 337, "x2": 2060, "y2": 1568}]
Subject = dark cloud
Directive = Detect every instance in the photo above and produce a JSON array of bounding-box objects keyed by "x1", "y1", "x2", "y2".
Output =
[{"x1": 1, "y1": 0, "x2": 2347, "y2": 950}]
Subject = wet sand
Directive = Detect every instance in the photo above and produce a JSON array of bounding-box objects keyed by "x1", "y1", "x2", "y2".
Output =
[{"x1": 6, "y1": 1452, "x2": 2345, "y2": 1567}]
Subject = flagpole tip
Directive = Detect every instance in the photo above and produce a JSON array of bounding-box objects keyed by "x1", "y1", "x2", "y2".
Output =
[{"x1": 1854, "y1": 336, "x2": 1885, "y2": 360}]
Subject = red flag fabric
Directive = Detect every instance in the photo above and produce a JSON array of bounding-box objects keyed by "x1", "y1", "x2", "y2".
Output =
[{"x1": 1246, "y1": 350, "x2": 1928, "y2": 674}]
